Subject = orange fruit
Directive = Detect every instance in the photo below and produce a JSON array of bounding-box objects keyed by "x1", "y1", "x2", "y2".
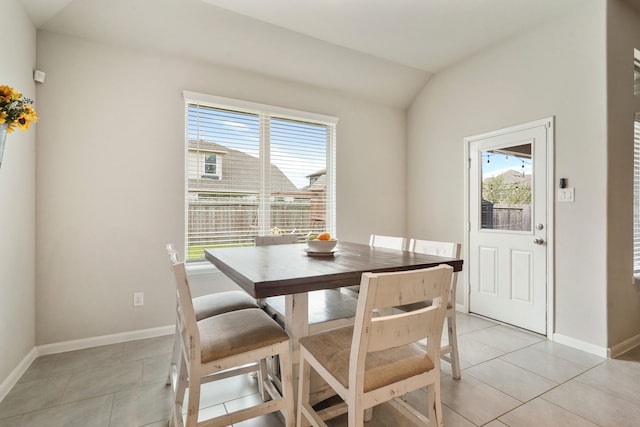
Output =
[{"x1": 318, "y1": 232, "x2": 331, "y2": 241}]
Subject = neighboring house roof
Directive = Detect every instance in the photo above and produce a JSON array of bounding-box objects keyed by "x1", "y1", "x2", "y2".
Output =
[
  {"x1": 499, "y1": 169, "x2": 532, "y2": 185},
  {"x1": 188, "y1": 140, "x2": 298, "y2": 193},
  {"x1": 302, "y1": 169, "x2": 326, "y2": 192},
  {"x1": 307, "y1": 169, "x2": 326, "y2": 178}
]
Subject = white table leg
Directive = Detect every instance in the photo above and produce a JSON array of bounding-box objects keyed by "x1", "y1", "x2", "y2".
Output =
[{"x1": 285, "y1": 292, "x2": 309, "y2": 403}]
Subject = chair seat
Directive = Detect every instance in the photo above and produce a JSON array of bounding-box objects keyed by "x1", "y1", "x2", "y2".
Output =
[
  {"x1": 193, "y1": 290, "x2": 258, "y2": 321},
  {"x1": 199, "y1": 308, "x2": 289, "y2": 364},
  {"x1": 299, "y1": 326, "x2": 434, "y2": 393}
]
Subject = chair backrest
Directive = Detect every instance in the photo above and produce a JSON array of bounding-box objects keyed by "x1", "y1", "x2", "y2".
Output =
[
  {"x1": 408, "y1": 239, "x2": 460, "y2": 259},
  {"x1": 350, "y1": 265, "x2": 453, "y2": 389},
  {"x1": 369, "y1": 234, "x2": 406, "y2": 251},
  {"x1": 408, "y1": 239, "x2": 461, "y2": 305},
  {"x1": 166, "y1": 245, "x2": 201, "y2": 364},
  {"x1": 255, "y1": 234, "x2": 299, "y2": 246},
  {"x1": 166, "y1": 243, "x2": 180, "y2": 264}
]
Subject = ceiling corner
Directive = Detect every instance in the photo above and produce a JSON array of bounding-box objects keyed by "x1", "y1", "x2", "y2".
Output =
[{"x1": 20, "y1": 0, "x2": 74, "y2": 28}]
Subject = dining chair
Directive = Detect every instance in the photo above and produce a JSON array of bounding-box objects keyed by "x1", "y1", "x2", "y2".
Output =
[
  {"x1": 404, "y1": 238, "x2": 462, "y2": 379},
  {"x1": 368, "y1": 234, "x2": 407, "y2": 250},
  {"x1": 297, "y1": 265, "x2": 453, "y2": 427},
  {"x1": 343, "y1": 234, "x2": 408, "y2": 297},
  {"x1": 165, "y1": 244, "x2": 259, "y2": 386},
  {"x1": 169, "y1": 257, "x2": 295, "y2": 427}
]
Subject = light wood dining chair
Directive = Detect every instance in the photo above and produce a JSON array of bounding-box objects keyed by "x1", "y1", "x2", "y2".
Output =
[
  {"x1": 343, "y1": 234, "x2": 408, "y2": 297},
  {"x1": 297, "y1": 265, "x2": 453, "y2": 427},
  {"x1": 405, "y1": 239, "x2": 462, "y2": 379},
  {"x1": 165, "y1": 244, "x2": 259, "y2": 387},
  {"x1": 169, "y1": 258, "x2": 295, "y2": 427},
  {"x1": 368, "y1": 234, "x2": 407, "y2": 250}
]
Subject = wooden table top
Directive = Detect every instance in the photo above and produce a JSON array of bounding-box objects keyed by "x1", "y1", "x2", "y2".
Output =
[{"x1": 204, "y1": 241, "x2": 463, "y2": 299}]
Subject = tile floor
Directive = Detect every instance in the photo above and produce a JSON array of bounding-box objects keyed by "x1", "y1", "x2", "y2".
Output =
[{"x1": 1, "y1": 313, "x2": 639, "y2": 426}]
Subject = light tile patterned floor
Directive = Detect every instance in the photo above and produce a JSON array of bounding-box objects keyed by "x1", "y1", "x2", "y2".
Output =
[{"x1": 1, "y1": 313, "x2": 639, "y2": 426}]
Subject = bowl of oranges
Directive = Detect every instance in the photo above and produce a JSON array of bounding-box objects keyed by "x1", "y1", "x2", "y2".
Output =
[{"x1": 306, "y1": 232, "x2": 338, "y2": 253}]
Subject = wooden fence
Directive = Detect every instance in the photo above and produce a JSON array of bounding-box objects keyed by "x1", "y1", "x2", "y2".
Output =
[
  {"x1": 188, "y1": 199, "x2": 323, "y2": 247},
  {"x1": 482, "y1": 202, "x2": 531, "y2": 231}
]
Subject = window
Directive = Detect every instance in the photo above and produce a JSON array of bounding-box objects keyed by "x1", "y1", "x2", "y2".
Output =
[
  {"x1": 184, "y1": 91, "x2": 338, "y2": 261},
  {"x1": 204, "y1": 153, "x2": 219, "y2": 177},
  {"x1": 188, "y1": 148, "x2": 225, "y2": 180},
  {"x1": 480, "y1": 144, "x2": 532, "y2": 232}
]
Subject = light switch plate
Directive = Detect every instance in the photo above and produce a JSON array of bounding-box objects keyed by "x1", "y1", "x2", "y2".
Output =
[{"x1": 558, "y1": 188, "x2": 575, "y2": 202}]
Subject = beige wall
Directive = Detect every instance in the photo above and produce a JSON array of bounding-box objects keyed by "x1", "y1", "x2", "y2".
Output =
[
  {"x1": 0, "y1": 0, "x2": 37, "y2": 385},
  {"x1": 7, "y1": 0, "x2": 638, "y2": 388},
  {"x1": 606, "y1": 0, "x2": 640, "y2": 349},
  {"x1": 407, "y1": 1, "x2": 609, "y2": 348},
  {"x1": 34, "y1": 32, "x2": 406, "y2": 345}
]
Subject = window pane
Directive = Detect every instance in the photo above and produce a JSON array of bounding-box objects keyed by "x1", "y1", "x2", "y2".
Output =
[
  {"x1": 187, "y1": 105, "x2": 260, "y2": 260},
  {"x1": 480, "y1": 143, "x2": 532, "y2": 231},
  {"x1": 204, "y1": 154, "x2": 217, "y2": 175},
  {"x1": 270, "y1": 118, "x2": 328, "y2": 235}
]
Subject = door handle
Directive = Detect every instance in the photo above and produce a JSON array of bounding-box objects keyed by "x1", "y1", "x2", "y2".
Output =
[{"x1": 533, "y1": 238, "x2": 545, "y2": 245}]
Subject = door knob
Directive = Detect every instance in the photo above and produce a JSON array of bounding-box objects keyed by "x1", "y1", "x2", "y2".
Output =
[{"x1": 533, "y1": 238, "x2": 545, "y2": 245}]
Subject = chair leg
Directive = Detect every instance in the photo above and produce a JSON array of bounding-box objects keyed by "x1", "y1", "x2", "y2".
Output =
[
  {"x1": 428, "y1": 382, "x2": 444, "y2": 427},
  {"x1": 258, "y1": 358, "x2": 269, "y2": 401},
  {"x1": 186, "y1": 366, "x2": 201, "y2": 427},
  {"x1": 272, "y1": 354, "x2": 281, "y2": 378},
  {"x1": 364, "y1": 408, "x2": 373, "y2": 422},
  {"x1": 278, "y1": 346, "x2": 295, "y2": 427},
  {"x1": 348, "y1": 403, "x2": 365, "y2": 427},
  {"x1": 167, "y1": 325, "x2": 180, "y2": 385},
  {"x1": 172, "y1": 352, "x2": 188, "y2": 427},
  {"x1": 296, "y1": 356, "x2": 312, "y2": 427},
  {"x1": 447, "y1": 310, "x2": 462, "y2": 380}
]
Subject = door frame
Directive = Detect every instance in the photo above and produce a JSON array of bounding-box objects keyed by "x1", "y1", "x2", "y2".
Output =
[{"x1": 463, "y1": 117, "x2": 555, "y2": 338}]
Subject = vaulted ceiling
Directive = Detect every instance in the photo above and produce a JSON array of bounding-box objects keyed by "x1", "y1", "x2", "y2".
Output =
[{"x1": 20, "y1": 0, "x2": 586, "y2": 108}]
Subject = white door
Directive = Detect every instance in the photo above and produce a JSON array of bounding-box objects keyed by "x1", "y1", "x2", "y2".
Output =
[{"x1": 468, "y1": 120, "x2": 550, "y2": 334}]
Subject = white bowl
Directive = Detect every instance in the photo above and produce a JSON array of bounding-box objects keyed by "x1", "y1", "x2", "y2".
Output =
[{"x1": 306, "y1": 238, "x2": 338, "y2": 253}]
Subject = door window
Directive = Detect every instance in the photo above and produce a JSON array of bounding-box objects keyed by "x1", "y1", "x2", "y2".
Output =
[{"x1": 480, "y1": 143, "x2": 532, "y2": 231}]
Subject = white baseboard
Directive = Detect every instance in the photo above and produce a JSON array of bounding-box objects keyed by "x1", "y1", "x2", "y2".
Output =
[
  {"x1": 552, "y1": 333, "x2": 609, "y2": 358},
  {"x1": 0, "y1": 347, "x2": 37, "y2": 403},
  {"x1": 608, "y1": 332, "x2": 640, "y2": 359},
  {"x1": 37, "y1": 325, "x2": 174, "y2": 356},
  {"x1": 1, "y1": 325, "x2": 174, "y2": 402}
]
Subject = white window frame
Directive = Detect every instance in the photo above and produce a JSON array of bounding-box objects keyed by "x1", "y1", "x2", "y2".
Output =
[{"x1": 183, "y1": 91, "x2": 338, "y2": 261}]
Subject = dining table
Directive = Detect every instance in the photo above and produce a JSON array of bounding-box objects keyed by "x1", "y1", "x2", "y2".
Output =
[{"x1": 204, "y1": 240, "x2": 463, "y2": 403}]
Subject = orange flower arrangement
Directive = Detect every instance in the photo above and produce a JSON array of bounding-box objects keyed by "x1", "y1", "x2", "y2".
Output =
[{"x1": 0, "y1": 85, "x2": 38, "y2": 133}]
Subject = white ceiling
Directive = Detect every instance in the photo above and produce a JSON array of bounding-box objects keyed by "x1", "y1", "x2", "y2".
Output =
[{"x1": 20, "y1": 0, "x2": 584, "y2": 108}]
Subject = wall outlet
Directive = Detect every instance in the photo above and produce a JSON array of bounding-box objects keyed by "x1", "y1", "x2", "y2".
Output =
[{"x1": 133, "y1": 292, "x2": 144, "y2": 307}]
